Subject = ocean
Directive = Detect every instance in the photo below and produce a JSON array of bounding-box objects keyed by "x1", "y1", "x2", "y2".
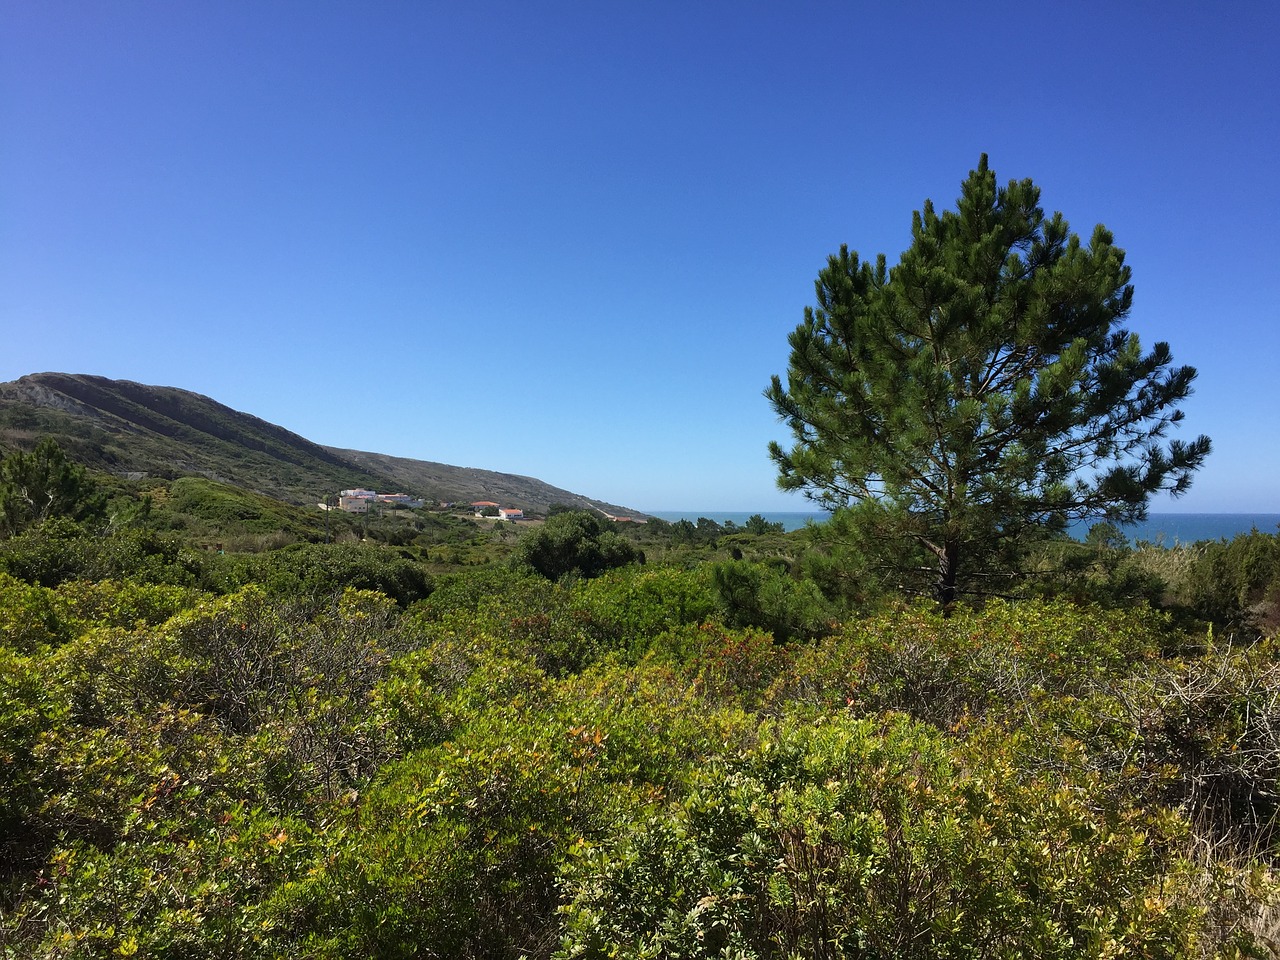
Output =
[
  {"x1": 1073, "y1": 513, "x2": 1280, "y2": 545},
  {"x1": 649, "y1": 511, "x2": 1280, "y2": 543}
]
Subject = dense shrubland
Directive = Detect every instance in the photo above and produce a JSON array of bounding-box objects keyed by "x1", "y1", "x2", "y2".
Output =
[{"x1": 2, "y1": 454, "x2": 1279, "y2": 956}]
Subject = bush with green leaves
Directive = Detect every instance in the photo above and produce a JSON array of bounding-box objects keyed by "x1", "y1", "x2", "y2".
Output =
[
  {"x1": 11, "y1": 798, "x2": 317, "y2": 960},
  {"x1": 1, "y1": 586, "x2": 420, "y2": 956},
  {"x1": 768, "y1": 598, "x2": 1168, "y2": 728},
  {"x1": 370, "y1": 623, "x2": 555, "y2": 758},
  {"x1": 260, "y1": 708, "x2": 640, "y2": 960},
  {"x1": 4, "y1": 494, "x2": 1278, "y2": 957},
  {"x1": 555, "y1": 658, "x2": 760, "y2": 796},
  {"x1": 233, "y1": 542, "x2": 433, "y2": 607},
  {"x1": 0, "y1": 571, "x2": 67, "y2": 652},
  {"x1": 572, "y1": 565, "x2": 718, "y2": 660},
  {"x1": 56, "y1": 586, "x2": 411, "y2": 804},
  {"x1": 411, "y1": 564, "x2": 540, "y2": 620},
  {"x1": 1180, "y1": 529, "x2": 1280, "y2": 633},
  {"x1": 259, "y1": 654, "x2": 764, "y2": 960},
  {"x1": 0, "y1": 519, "x2": 199, "y2": 589},
  {"x1": 511, "y1": 510, "x2": 641, "y2": 582},
  {"x1": 49, "y1": 578, "x2": 200, "y2": 636},
  {"x1": 408, "y1": 568, "x2": 617, "y2": 678},
  {"x1": 1, "y1": 646, "x2": 319, "y2": 959},
  {"x1": 711, "y1": 558, "x2": 835, "y2": 642},
  {"x1": 557, "y1": 713, "x2": 1250, "y2": 959},
  {"x1": 0, "y1": 573, "x2": 201, "y2": 658},
  {"x1": 0, "y1": 644, "x2": 70, "y2": 897}
]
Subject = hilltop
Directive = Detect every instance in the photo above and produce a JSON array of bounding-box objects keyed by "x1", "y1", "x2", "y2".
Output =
[{"x1": 0, "y1": 373, "x2": 642, "y2": 516}]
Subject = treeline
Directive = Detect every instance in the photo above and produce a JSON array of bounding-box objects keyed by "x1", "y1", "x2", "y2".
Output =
[{"x1": 1, "y1": 444, "x2": 1279, "y2": 957}]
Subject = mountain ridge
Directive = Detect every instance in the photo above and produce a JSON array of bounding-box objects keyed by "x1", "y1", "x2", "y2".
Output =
[{"x1": 0, "y1": 373, "x2": 644, "y2": 517}]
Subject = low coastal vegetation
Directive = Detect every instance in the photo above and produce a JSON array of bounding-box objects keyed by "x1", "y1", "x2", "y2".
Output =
[{"x1": 2, "y1": 443, "x2": 1279, "y2": 958}]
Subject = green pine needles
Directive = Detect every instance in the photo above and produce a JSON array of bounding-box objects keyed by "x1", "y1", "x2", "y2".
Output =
[{"x1": 767, "y1": 156, "x2": 1210, "y2": 605}]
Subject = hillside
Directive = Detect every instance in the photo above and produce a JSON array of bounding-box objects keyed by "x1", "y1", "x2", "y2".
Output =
[
  {"x1": 0, "y1": 373, "x2": 643, "y2": 516},
  {"x1": 326, "y1": 446, "x2": 641, "y2": 517}
]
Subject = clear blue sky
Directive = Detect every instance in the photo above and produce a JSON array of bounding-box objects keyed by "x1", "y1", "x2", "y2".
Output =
[{"x1": 2, "y1": 2, "x2": 1277, "y2": 513}]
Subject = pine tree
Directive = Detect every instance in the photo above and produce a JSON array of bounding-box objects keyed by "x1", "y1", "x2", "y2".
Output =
[
  {"x1": 766, "y1": 156, "x2": 1210, "y2": 605},
  {"x1": 0, "y1": 437, "x2": 104, "y2": 535}
]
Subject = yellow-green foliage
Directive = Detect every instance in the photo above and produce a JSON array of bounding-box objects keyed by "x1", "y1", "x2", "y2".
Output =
[
  {"x1": 770, "y1": 598, "x2": 1167, "y2": 725},
  {"x1": 557, "y1": 715, "x2": 1216, "y2": 959},
  {"x1": 0, "y1": 573, "x2": 201, "y2": 655},
  {"x1": 2, "y1": 562, "x2": 1276, "y2": 958},
  {"x1": 0, "y1": 571, "x2": 65, "y2": 651},
  {"x1": 49, "y1": 578, "x2": 200, "y2": 635},
  {"x1": 574, "y1": 565, "x2": 718, "y2": 655}
]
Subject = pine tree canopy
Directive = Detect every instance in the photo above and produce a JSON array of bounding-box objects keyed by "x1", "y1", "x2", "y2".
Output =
[
  {"x1": 766, "y1": 155, "x2": 1211, "y2": 605},
  {"x1": 0, "y1": 437, "x2": 105, "y2": 536}
]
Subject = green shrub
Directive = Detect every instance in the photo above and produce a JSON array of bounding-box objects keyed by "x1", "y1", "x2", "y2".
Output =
[
  {"x1": 11, "y1": 803, "x2": 316, "y2": 960},
  {"x1": 0, "y1": 571, "x2": 67, "y2": 651},
  {"x1": 511, "y1": 511, "x2": 641, "y2": 582},
  {"x1": 408, "y1": 569, "x2": 617, "y2": 677},
  {"x1": 49, "y1": 578, "x2": 200, "y2": 636},
  {"x1": 0, "y1": 520, "x2": 199, "y2": 588},
  {"x1": 710, "y1": 558, "x2": 835, "y2": 642},
  {"x1": 371, "y1": 633, "x2": 553, "y2": 756},
  {"x1": 557, "y1": 714, "x2": 1232, "y2": 959},
  {"x1": 768, "y1": 599, "x2": 1168, "y2": 727},
  {"x1": 0, "y1": 645, "x2": 70, "y2": 895},
  {"x1": 262, "y1": 709, "x2": 641, "y2": 960},
  {"x1": 574, "y1": 565, "x2": 718, "y2": 659},
  {"x1": 61, "y1": 587, "x2": 409, "y2": 803},
  {"x1": 556, "y1": 659, "x2": 759, "y2": 795},
  {"x1": 1182, "y1": 530, "x2": 1280, "y2": 633},
  {"x1": 240, "y1": 542, "x2": 433, "y2": 607}
]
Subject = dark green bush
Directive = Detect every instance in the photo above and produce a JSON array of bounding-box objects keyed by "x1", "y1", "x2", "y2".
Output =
[
  {"x1": 1182, "y1": 529, "x2": 1280, "y2": 632},
  {"x1": 0, "y1": 519, "x2": 200, "y2": 588},
  {"x1": 237, "y1": 542, "x2": 433, "y2": 607},
  {"x1": 710, "y1": 558, "x2": 834, "y2": 641},
  {"x1": 511, "y1": 511, "x2": 641, "y2": 582}
]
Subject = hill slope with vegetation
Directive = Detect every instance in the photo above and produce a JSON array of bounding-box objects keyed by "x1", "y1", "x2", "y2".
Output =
[{"x1": 0, "y1": 373, "x2": 642, "y2": 515}]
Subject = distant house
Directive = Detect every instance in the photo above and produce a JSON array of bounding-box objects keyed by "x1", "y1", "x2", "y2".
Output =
[
  {"x1": 472, "y1": 501, "x2": 500, "y2": 517},
  {"x1": 333, "y1": 488, "x2": 424, "y2": 513},
  {"x1": 336, "y1": 488, "x2": 376, "y2": 513},
  {"x1": 498, "y1": 507, "x2": 524, "y2": 521}
]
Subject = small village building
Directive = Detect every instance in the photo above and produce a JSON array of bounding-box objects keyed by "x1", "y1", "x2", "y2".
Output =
[
  {"x1": 498, "y1": 507, "x2": 524, "y2": 521},
  {"x1": 333, "y1": 488, "x2": 423, "y2": 513},
  {"x1": 336, "y1": 488, "x2": 377, "y2": 512}
]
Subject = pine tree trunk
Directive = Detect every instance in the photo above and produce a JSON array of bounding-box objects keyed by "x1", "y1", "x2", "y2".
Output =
[{"x1": 935, "y1": 539, "x2": 959, "y2": 613}]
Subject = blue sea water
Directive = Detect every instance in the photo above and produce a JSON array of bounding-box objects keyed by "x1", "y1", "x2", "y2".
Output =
[
  {"x1": 1072, "y1": 513, "x2": 1280, "y2": 545},
  {"x1": 650, "y1": 511, "x2": 1280, "y2": 542}
]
